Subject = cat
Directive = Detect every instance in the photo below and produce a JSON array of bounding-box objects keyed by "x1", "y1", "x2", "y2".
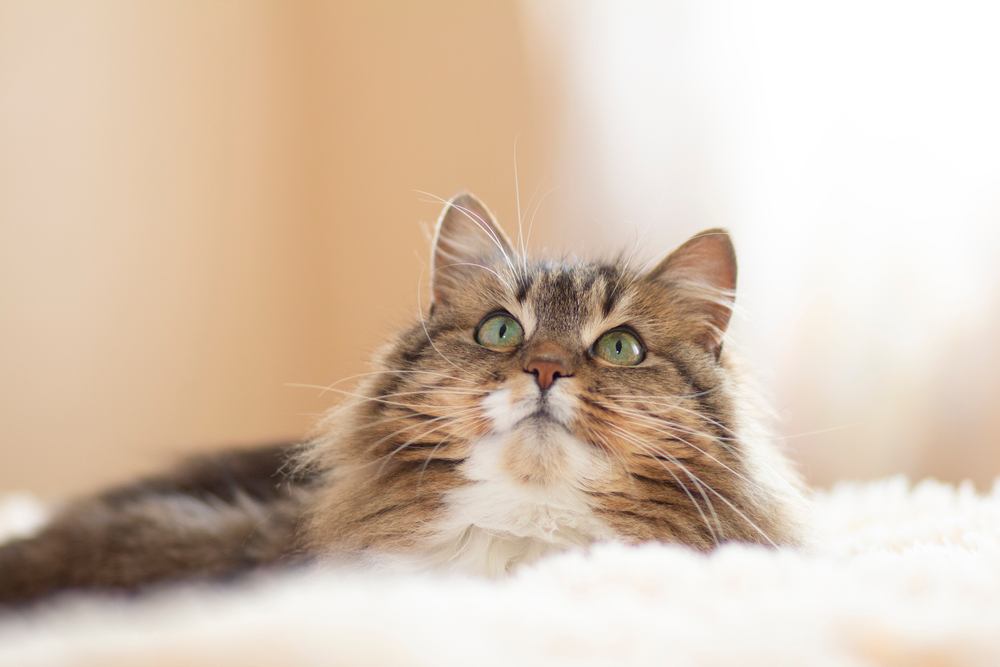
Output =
[{"x1": 0, "y1": 193, "x2": 805, "y2": 604}]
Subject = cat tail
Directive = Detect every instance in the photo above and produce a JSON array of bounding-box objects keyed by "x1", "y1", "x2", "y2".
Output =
[{"x1": 0, "y1": 443, "x2": 311, "y2": 607}]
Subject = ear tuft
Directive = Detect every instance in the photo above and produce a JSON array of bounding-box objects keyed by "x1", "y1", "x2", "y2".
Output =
[
  {"x1": 431, "y1": 192, "x2": 513, "y2": 306},
  {"x1": 647, "y1": 228, "x2": 737, "y2": 358}
]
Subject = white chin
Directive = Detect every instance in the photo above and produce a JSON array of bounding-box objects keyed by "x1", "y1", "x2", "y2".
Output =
[
  {"x1": 514, "y1": 412, "x2": 570, "y2": 436},
  {"x1": 482, "y1": 384, "x2": 577, "y2": 432}
]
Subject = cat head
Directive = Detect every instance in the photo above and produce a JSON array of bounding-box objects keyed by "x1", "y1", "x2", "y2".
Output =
[{"x1": 305, "y1": 193, "x2": 803, "y2": 567}]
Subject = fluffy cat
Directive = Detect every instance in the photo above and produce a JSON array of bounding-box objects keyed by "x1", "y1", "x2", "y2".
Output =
[{"x1": 0, "y1": 193, "x2": 804, "y2": 604}]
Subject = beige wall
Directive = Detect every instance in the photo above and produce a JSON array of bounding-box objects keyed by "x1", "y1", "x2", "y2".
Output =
[{"x1": 0, "y1": 1, "x2": 549, "y2": 497}]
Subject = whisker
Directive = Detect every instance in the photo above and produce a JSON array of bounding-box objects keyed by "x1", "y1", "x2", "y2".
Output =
[
  {"x1": 374, "y1": 413, "x2": 486, "y2": 478},
  {"x1": 599, "y1": 401, "x2": 767, "y2": 496},
  {"x1": 350, "y1": 406, "x2": 483, "y2": 469},
  {"x1": 776, "y1": 422, "x2": 859, "y2": 441},
  {"x1": 599, "y1": 397, "x2": 802, "y2": 493},
  {"x1": 598, "y1": 400, "x2": 739, "y2": 444},
  {"x1": 611, "y1": 423, "x2": 776, "y2": 547},
  {"x1": 596, "y1": 399, "x2": 735, "y2": 445},
  {"x1": 287, "y1": 385, "x2": 484, "y2": 412},
  {"x1": 607, "y1": 236, "x2": 644, "y2": 310},
  {"x1": 292, "y1": 385, "x2": 485, "y2": 401},
  {"x1": 605, "y1": 423, "x2": 721, "y2": 545},
  {"x1": 513, "y1": 139, "x2": 527, "y2": 278},
  {"x1": 285, "y1": 369, "x2": 479, "y2": 398},
  {"x1": 605, "y1": 394, "x2": 737, "y2": 439},
  {"x1": 605, "y1": 387, "x2": 723, "y2": 401}
]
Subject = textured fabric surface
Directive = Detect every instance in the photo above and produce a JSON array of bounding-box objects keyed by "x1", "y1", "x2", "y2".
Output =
[{"x1": 1, "y1": 477, "x2": 998, "y2": 667}]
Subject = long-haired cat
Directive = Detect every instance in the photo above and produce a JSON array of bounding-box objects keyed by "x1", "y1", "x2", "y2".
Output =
[{"x1": 0, "y1": 193, "x2": 804, "y2": 604}]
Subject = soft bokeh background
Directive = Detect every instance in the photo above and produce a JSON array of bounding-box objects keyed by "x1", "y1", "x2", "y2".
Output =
[{"x1": 2, "y1": 1, "x2": 998, "y2": 498}]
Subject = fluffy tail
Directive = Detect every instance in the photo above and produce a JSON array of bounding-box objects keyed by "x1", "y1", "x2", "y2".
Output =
[{"x1": 0, "y1": 444, "x2": 310, "y2": 606}]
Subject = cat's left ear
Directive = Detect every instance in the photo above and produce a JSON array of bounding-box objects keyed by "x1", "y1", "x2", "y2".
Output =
[
  {"x1": 431, "y1": 192, "x2": 515, "y2": 306},
  {"x1": 645, "y1": 228, "x2": 737, "y2": 358}
]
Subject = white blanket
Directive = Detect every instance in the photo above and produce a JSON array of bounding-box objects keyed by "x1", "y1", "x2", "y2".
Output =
[{"x1": 1, "y1": 477, "x2": 998, "y2": 667}]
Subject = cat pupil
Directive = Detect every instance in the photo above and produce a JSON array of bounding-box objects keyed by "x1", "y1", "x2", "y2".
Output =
[
  {"x1": 499, "y1": 323, "x2": 507, "y2": 338},
  {"x1": 615, "y1": 339, "x2": 623, "y2": 354}
]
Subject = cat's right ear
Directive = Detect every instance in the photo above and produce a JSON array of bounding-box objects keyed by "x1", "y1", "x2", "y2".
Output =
[{"x1": 431, "y1": 192, "x2": 514, "y2": 306}]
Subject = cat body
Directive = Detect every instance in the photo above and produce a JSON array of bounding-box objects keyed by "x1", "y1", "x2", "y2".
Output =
[{"x1": 0, "y1": 194, "x2": 805, "y2": 604}]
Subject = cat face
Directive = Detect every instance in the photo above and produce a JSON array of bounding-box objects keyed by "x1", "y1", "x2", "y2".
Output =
[{"x1": 304, "y1": 193, "x2": 803, "y2": 572}]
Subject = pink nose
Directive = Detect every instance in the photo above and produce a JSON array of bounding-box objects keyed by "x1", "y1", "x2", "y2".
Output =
[{"x1": 524, "y1": 359, "x2": 570, "y2": 391}]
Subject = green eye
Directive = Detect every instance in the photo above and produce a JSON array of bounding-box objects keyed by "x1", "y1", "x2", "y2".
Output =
[
  {"x1": 475, "y1": 313, "x2": 524, "y2": 349},
  {"x1": 593, "y1": 329, "x2": 645, "y2": 366}
]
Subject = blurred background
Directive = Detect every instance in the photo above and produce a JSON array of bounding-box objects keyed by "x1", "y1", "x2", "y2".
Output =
[{"x1": 1, "y1": 0, "x2": 998, "y2": 498}]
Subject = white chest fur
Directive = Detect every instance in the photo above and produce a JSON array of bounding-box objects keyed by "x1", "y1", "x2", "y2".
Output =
[{"x1": 372, "y1": 430, "x2": 616, "y2": 577}]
